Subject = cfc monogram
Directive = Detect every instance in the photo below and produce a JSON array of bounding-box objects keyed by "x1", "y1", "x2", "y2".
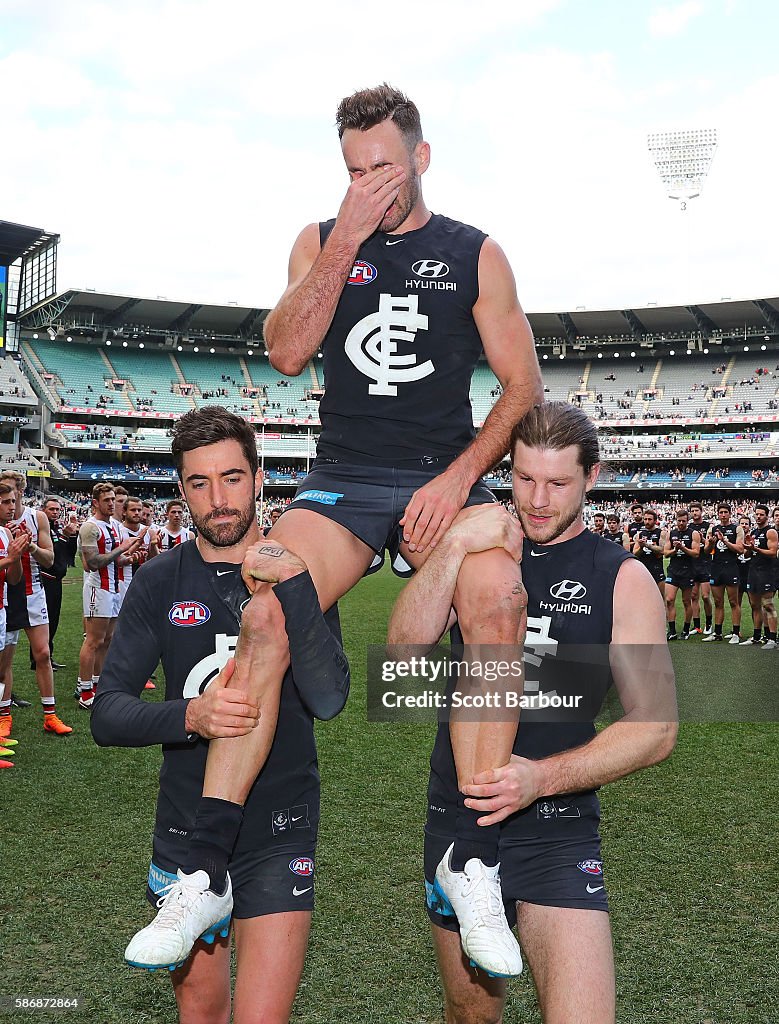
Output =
[{"x1": 345, "y1": 293, "x2": 434, "y2": 397}]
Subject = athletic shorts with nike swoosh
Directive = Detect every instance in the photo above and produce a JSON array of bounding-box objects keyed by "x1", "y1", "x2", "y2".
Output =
[
  {"x1": 148, "y1": 842, "x2": 317, "y2": 918},
  {"x1": 424, "y1": 793, "x2": 608, "y2": 931}
]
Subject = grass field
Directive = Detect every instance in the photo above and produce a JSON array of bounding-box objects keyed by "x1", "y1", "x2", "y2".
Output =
[{"x1": 2, "y1": 568, "x2": 778, "y2": 1023}]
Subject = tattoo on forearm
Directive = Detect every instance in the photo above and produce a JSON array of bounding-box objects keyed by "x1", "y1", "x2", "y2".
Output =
[{"x1": 258, "y1": 545, "x2": 285, "y2": 558}]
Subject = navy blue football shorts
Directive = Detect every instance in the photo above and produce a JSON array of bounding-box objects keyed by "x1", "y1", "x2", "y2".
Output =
[
  {"x1": 710, "y1": 568, "x2": 740, "y2": 588},
  {"x1": 747, "y1": 567, "x2": 776, "y2": 595},
  {"x1": 283, "y1": 457, "x2": 496, "y2": 577},
  {"x1": 147, "y1": 842, "x2": 317, "y2": 919},
  {"x1": 424, "y1": 797, "x2": 608, "y2": 932},
  {"x1": 665, "y1": 569, "x2": 694, "y2": 590},
  {"x1": 693, "y1": 562, "x2": 712, "y2": 584}
]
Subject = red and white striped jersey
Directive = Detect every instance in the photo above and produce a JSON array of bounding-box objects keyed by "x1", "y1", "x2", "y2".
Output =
[
  {"x1": 116, "y1": 523, "x2": 152, "y2": 587},
  {"x1": 0, "y1": 524, "x2": 12, "y2": 610},
  {"x1": 83, "y1": 516, "x2": 121, "y2": 593},
  {"x1": 10, "y1": 507, "x2": 43, "y2": 597},
  {"x1": 157, "y1": 526, "x2": 193, "y2": 550}
]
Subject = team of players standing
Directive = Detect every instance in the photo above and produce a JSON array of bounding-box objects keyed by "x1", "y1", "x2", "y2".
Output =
[
  {"x1": 75, "y1": 488, "x2": 194, "y2": 709},
  {"x1": 0, "y1": 486, "x2": 195, "y2": 760},
  {"x1": 590, "y1": 500, "x2": 779, "y2": 645}
]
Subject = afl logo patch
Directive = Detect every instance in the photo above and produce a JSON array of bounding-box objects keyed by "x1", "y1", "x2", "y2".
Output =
[
  {"x1": 169, "y1": 601, "x2": 211, "y2": 627},
  {"x1": 289, "y1": 856, "x2": 314, "y2": 877},
  {"x1": 412, "y1": 259, "x2": 450, "y2": 278},
  {"x1": 577, "y1": 859, "x2": 603, "y2": 876},
  {"x1": 347, "y1": 260, "x2": 377, "y2": 285}
]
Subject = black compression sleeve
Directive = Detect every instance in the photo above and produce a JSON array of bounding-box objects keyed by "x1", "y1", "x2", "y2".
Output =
[
  {"x1": 91, "y1": 571, "x2": 192, "y2": 748},
  {"x1": 274, "y1": 571, "x2": 350, "y2": 721}
]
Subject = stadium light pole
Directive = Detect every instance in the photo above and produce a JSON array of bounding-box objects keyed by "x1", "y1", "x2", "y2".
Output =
[
  {"x1": 648, "y1": 128, "x2": 718, "y2": 305},
  {"x1": 647, "y1": 128, "x2": 718, "y2": 211}
]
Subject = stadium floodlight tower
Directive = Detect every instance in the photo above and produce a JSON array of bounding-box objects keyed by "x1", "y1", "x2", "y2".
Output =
[{"x1": 647, "y1": 129, "x2": 718, "y2": 210}]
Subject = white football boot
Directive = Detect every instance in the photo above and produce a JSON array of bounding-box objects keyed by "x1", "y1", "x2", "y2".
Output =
[
  {"x1": 124, "y1": 869, "x2": 233, "y2": 971},
  {"x1": 433, "y1": 844, "x2": 522, "y2": 978}
]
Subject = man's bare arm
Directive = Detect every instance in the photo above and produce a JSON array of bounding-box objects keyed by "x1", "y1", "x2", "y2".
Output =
[
  {"x1": 264, "y1": 166, "x2": 406, "y2": 376},
  {"x1": 0, "y1": 532, "x2": 30, "y2": 586},
  {"x1": 400, "y1": 239, "x2": 543, "y2": 552},
  {"x1": 449, "y1": 239, "x2": 543, "y2": 488},
  {"x1": 463, "y1": 558, "x2": 677, "y2": 824},
  {"x1": 755, "y1": 527, "x2": 778, "y2": 559},
  {"x1": 79, "y1": 521, "x2": 141, "y2": 571},
  {"x1": 29, "y1": 509, "x2": 55, "y2": 569}
]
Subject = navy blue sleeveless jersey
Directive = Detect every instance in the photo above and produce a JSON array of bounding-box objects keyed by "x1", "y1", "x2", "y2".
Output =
[
  {"x1": 428, "y1": 529, "x2": 632, "y2": 840},
  {"x1": 316, "y1": 214, "x2": 487, "y2": 466},
  {"x1": 668, "y1": 526, "x2": 697, "y2": 573},
  {"x1": 603, "y1": 529, "x2": 624, "y2": 545},
  {"x1": 692, "y1": 518, "x2": 712, "y2": 573},
  {"x1": 633, "y1": 525, "x2": 664, "y2": 572},
  {"x1": 627, "y1": 521, "x2": 644, "y2": 542},
  {"x1": 92, "y1": 541, "x2": 328, "y2": 860},
  {"x1": 711, "y1": 522, "x2": 739, "y2": 568},
  {"x1": 752, "y1": 526, "x2": 776, "y2": 569}
]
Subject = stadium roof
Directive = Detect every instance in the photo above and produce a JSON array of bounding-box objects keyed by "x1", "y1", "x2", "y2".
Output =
[
  {"x1": 20, "y1": 289, "x2": 268, "y2": 343},
  {"x1": 0, "y1": 220, "x2": 59, "y2": 266},
  {"x1": 17, "y1": 288, "x2": 779, "y2": 348}
]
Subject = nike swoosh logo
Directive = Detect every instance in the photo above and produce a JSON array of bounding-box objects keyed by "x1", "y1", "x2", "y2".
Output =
[
  {"x1": 385, "y1": 238, "x2": 404, "y2": 245},
  {"x1": 216, "y1": 569, "x2": 235, "y2": 576},
  {"x1": 293, "y1": 886, "x2": 312, "y2": 896},
  {"x1": 291, "y1": 815, "x2": 304, "y2": 822},
  {"x1": 586, "y1": 884, "x2": 604, "y2": 893},
  {"x1": 530, "y1": 550, "x2": 548, "y2": 557}
]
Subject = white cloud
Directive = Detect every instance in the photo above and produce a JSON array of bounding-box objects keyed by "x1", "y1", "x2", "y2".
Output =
[{"x1": 648, "y1": 1, "x2": 705, "y2": 38}]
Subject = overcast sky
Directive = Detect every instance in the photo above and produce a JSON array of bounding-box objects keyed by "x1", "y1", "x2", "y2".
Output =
[{"x1": 3, "y1": 0, "x2": 777, "y2": 314}]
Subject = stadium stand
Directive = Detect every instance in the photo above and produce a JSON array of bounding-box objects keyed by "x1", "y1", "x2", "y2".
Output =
[
  {"x1": 9, "y1": 286, "x2": 779, "y2": 503},
  {"x1": 99, "y1": 348, "x2": 195, "y2": 414}
]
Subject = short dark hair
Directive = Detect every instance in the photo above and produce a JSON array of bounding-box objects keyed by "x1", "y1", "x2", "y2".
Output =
[
  {"x1": 336, "y1": 84, "x2": 423, "y2": 151},
  {"x1": 644, "y1": 508, "x2": 658, "y2": 520},
  {"x1": 755, "y1": 503, "x2": 769, "y2": 516},
  {"x1": 717, "y1": 503, "x2": 731, "y2": 514},
  {"x1": 631, "y1": 503, "x2": 644, "y2": 513},
  {"x1": 171, "y1": 405, "x2": 259, "y2": 478},
  {"x1": 113, "y1": 485, "x2": 129, "y2": 497},
  {"x1": 689, "y1": 501, "x2": 702, "y2": 511},
  {"x1": 91, "y1": 483, "x2": 115, "y2": 503},
  {"x1": 43, "y1": 497, "x2": 62, "y2": 508},
  {"x1": 166, "y1": 499, "x2": 184, "y2": 514},
  {"x1": 510, "y1": 402, "x2": 600, "y2": 475},
  {"x1": 676, "y1": 507, "x2": 689, "y2": 517},
  {"x1": 606, "y1": 513, "x2": 619, "y2": 523}
]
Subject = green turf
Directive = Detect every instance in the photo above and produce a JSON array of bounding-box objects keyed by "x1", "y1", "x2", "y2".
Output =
[{"x1": 2, "y1": 572, "x2": 777, "y2": 1023}]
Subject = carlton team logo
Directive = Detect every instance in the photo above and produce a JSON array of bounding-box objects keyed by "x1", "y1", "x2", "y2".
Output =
[
  {"x1": 347, "y1": 260, "x2": 377, "y2": 285},
  {"x1": 345, "y1": 293, "x2": 433, "y2": 396},
  {"x1": 289, "y1": 857, "x2": 314, "y2": 877},
  {"x1": 169, "y1": 601, "x2": 211, "y2": 627}
]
